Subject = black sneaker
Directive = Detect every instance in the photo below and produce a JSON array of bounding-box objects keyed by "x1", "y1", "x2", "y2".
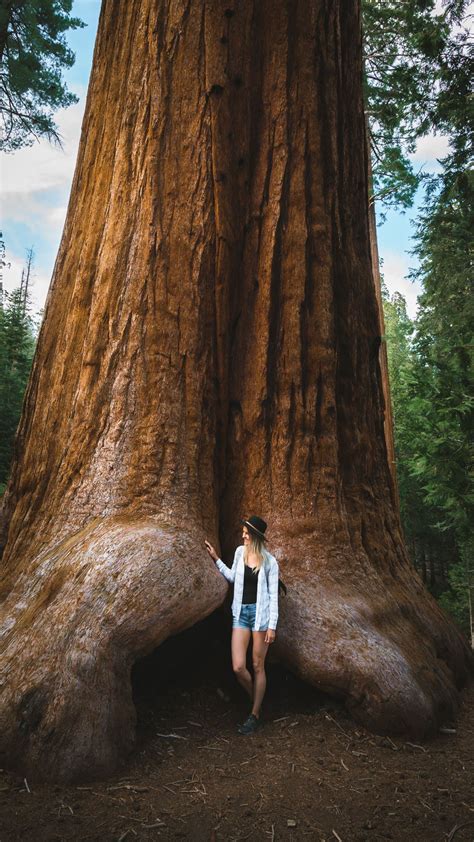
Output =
[{"x1": 238, "y1": 714, "x2": 261, "y2": 735}]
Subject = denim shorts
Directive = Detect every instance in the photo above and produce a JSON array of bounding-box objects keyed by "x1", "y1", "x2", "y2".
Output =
[{"x1": 232, "y1": 603, "x2": 268, "y2": 632}]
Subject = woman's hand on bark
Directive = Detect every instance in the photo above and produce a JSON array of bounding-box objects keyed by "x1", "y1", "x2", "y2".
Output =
[
  {"x1": 204, "y1": 540, "x2": 218, "y2": 561},
  {"x1": 265, "y1": 629, "x2": 276, "y2": 645}
]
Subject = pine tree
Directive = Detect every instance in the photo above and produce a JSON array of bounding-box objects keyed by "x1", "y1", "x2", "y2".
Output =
[
  {"x1": 0, "y1": 251, "x2": 37, "y2": 489},
  {"x1": 410, "y1": 169, "x2": 473, "y2": 636},
  {"x1": 382, "y1": 163, "x2": 473, "y2": 638},
  {"x1": 0, "y1": 0, "x2": 85, "y2": 151},
  {"x1": 362, "y1": 0, "x2": 471, "y2": 214},
  {"x1": 0, "y1": 230, "x2": 9, "y2": 309}
]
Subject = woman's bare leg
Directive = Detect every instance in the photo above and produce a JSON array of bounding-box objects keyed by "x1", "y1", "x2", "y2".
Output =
[
  {"x1": 251, "y1": 631, "x2": 270, "y2": 717},
  {"x1": 231, "y1": 628, "x2": 253, "y2": 699}
]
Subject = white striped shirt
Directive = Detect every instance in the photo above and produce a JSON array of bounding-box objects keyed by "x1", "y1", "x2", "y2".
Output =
[{"x1": 215, "y1": 545, "x2": 279, "y2": 631}]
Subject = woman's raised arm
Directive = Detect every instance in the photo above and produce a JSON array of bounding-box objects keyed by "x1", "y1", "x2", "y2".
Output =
[{"x1": 206, "y1": 543, "x2": 240, "y2": 583}]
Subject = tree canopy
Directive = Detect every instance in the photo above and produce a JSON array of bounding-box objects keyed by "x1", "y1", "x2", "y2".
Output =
[
  {"x1": 0, "y1": 248, "x2": 37, "y2": 491},
  {"x1": 362, "y1": 0, "x2": 472, "y2": 213},
  {"x1": 382, "y1": 163, "x2": 473, "y2": 637},
  {"x1": 0, "y1": 0, "x2": 84, "y2": 151}
]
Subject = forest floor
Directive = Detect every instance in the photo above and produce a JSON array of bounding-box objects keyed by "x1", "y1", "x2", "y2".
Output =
[{"x1": 1, "y1": 613, "x2": 473, "y2": 842}]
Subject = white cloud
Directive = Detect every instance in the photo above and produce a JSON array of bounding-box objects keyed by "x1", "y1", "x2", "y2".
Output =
[
  {"x1": 409, "y1": 133, "x2": 451, "y2": 173},
  {"x1": 0, "y1": 84, "x2": 86, "y2": 311},
  {"x1": 48, "y1": 206, "x2": 68, "y2": 226},
  {"x1": 0, "y1": 86, "x2": 86, "y2": 195},
  {"x1": 379, "y1": 250, "x2": 422, "y2": 319},
  {"x1": 1, "y1": 190, "x2": 66, "y2": 230}
]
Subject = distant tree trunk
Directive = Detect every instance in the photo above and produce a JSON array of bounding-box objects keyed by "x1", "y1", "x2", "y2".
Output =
[
  {"x1": 1, "y1": 0, "x2": 472, "y2": 782},
  {"x1": 0, "y1": 1, "x2": 13, "y2": 64},
  {"x1": 430, "y1": 554, "x2": 437, "y2": 590},
  {"x1": 468, "y1": 555, "x2": 474, "y2": 650},
  {"x1": 439, "y1": 547, "x2": 448, "y2": 590},
  {"x1": 421, "y1": 548, "x2": 427, "y2": 585},
  {"x1": 365, "y1": 112, "x2": 398, "y2": 499}
]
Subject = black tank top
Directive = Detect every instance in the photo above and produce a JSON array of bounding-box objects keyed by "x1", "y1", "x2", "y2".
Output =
[{"x1": 242, "y1": 563, "x2": 259, "y2": 604}]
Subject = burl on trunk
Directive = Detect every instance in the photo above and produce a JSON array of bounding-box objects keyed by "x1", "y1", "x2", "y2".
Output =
[{"x1": 0, "y1": 0, "x2": 471, "y2": 782}]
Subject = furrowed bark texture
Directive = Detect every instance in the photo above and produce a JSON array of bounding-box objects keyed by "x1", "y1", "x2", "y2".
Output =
[
  {"x1": 217, "y1": 1, "x2": 472, "y2": 735},
  {"x1": 0, "y1": 0, "x2": 230, "y2": 781},
  {"x1": 1, "y1": 0, "x2": 472, "y2": 782}
]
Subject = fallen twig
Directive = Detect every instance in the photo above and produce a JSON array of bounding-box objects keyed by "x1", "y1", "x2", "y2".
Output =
[
  {"x1": 418, "y1": 797, "x2": 433, "y2": 812},
  {"x1": 156, "y1": 732, "x2": 189, "y2": 740},
  {"x1": 107, "y1": 784, "x2": 150, "y2": 792},
  {"x1": 118, "y1": 830, "x2": 137, "y2": 842},
  {"x1": 325, "y1": 713, "x2": 350, "y2": 738},
  {"x1": 405, "y1": 742, "x2": 428, "y2": 752},
  {"x1": 447, "y1": 820, "x2": 474, "y2": 841},
  {"x1": 118, "y1": 815, "x2": 150, "y2": 824},
  {"x1": 198, "y1": 745, "x2": 224, "y2": 751}
]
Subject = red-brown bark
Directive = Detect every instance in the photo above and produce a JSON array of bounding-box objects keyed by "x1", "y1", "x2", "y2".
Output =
[
  {"x1": 218, "y1": 0, "x2": 472, "y2": 735},
  {"x1": 1, "y1": 0, "x2": 230, "y2": 781},
  {"x1": 0, "y1": 0, "x2": 471, "y2": 782}
]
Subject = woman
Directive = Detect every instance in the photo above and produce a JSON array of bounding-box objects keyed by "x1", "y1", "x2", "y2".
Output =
[{"x1": 205, "y1": 516, "x2": 279, "y2": 735}]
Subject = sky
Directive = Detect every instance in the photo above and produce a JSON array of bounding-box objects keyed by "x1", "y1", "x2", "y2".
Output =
[{"x1": 0, "y1": 0, "x2": 450, "y2": 319}]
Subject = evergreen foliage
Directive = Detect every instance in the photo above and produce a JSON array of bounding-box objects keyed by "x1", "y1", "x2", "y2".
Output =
[
  {"x1": 362, "y1": 0, "x2": 471, "y2": 214},
  {"x1": 0, "y1": 243, "x2": 37, "y2": 492},
  {"x1": 382, "y1": 165, "x2": 473, "y2": 635},
  {"x1": 373, "y1": 0, "x2": 473, "y2": 636},
  {"x1": 411, "y1": 171, "x2": 473, "y2": 543},
  {"x1": 0, "y1": 0, "x2": 85, "y2": 151}
]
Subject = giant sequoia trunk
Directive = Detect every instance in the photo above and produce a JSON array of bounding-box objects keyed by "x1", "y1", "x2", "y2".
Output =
[{"x1": 1, "y1": 0, "x2": 472, "y2": 782}]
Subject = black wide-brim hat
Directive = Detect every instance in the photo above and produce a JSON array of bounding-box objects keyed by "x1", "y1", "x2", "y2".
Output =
[{"x1": 241, "y1": 515, "x2": 267, "y2": 540}]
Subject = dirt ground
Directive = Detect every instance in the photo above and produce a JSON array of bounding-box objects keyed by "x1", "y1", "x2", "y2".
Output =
[{"x1": 1, "y1": 613, "x2": 473, "y2": 842}]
